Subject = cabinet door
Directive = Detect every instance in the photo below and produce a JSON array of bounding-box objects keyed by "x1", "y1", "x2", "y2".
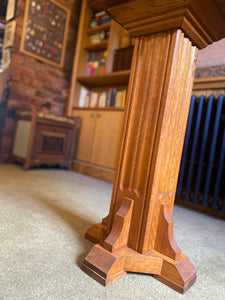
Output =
[
  {"x1": 73, "y1": 110, "x2": 96, "y2": 162},
  {"x1": 91, "y1": 111, "x2": 124, "y2": 169}
]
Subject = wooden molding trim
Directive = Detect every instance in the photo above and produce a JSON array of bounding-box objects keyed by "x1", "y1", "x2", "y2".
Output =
[
  {"x1": 106, "y1": 0, "x2": 225, "y2": 49},
  {"x1": 72, "y1": 160, "x2": 115, "y2": 183},
  {"x1": 175, "y1": 198, "x2": 225, "y2": 221},
  {"x1": 193, "y1": 76, "x2": 225, "y2": 90}
]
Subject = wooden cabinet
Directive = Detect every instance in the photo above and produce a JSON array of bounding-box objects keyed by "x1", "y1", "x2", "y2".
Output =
[
  {"x1": 73, "y1": 109, "x2": 124, "y2": 171},
  {"x1": 12, "y1": 110, "x2": 80, "y2": 170}
]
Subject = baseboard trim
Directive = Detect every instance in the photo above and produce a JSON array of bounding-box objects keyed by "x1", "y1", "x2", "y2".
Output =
[
  {"x1": 175, "y1": 198, "x2": 225, "y2": 221},
  {"x1": 72, "y1": 160, "x2": 115, "y2": 183}
]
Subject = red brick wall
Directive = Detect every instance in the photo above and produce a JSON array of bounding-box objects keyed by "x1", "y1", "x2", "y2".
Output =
[
  {"x1": 10, "y1": 0, "x2": 81, "y2": 113},
  {"x1": 0, "y1": 0, "x2": 81, "y2": 162}
]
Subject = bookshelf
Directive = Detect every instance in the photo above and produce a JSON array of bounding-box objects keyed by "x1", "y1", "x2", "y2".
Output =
[
  {"x1": 67, "y1": 0, "x2": 133, "y2": 181},
  {"x1": 67, "y1": 0, "x2": 133, "y2": 114}
]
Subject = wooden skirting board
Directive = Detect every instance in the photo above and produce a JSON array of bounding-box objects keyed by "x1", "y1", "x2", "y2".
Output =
[
  {"x1": 72, "y1": 160, "x2": 115, "y2": 183},
  {"x1": 192, "y1": 77, "x2": 225, "y2": 97},
  {"x1": 175, "y1": 198, "x2": 225, "y2": 221},
  {"x1": 193, "y1": 76, "x2": 225, "y2": 90}
]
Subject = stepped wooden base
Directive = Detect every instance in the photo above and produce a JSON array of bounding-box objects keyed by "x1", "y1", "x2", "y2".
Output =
[
  {"x1": 85, "y1": 222, "x2": 107, "y2": 244},
  {"x1": 153, "y1": 253, "x2": 196, "y2": 293},
  {"x1": 83, "y1": 202, "x2": 196, "y2": 293},
  {"x1": 82, "y1": 244, "x2": 196, "y2": 293}
]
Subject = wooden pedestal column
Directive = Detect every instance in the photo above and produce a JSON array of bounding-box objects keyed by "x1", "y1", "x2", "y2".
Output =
[{"x1": 81, "y1": 0, "x2": 225, "y2": 293}]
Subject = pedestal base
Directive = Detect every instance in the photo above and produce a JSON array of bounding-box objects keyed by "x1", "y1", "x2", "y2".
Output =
[
  {"x1": 81, "y1": 244, "x2": 196, "y2": 293},
  {"x1": 85, "y1": 222, "x2": 107, "y2": 245},
  {"x1": 83, "y1": 202, "x2": 196, "y2": 293}
]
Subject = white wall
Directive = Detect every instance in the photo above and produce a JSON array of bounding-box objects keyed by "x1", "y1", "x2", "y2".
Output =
[{"x1": 197, "y1": 38, "x2": 225, "y2": 68}]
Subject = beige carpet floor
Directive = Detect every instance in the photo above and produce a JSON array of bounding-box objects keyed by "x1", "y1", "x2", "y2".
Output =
[{"x1": 0, "y1": 164, "x2": 225, "y2": 300}]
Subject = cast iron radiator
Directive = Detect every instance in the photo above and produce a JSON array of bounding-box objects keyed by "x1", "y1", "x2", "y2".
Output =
[{"x1": 176, "y1": 94, "x2": 225, "y2": 213}]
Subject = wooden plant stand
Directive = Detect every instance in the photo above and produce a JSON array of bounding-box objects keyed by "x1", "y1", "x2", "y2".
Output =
[{"x1": 81, "y1": 0, "x2": 225, "y2": 293}]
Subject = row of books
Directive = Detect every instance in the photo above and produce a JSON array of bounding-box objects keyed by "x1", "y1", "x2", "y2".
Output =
[
  {"x1": 85, "y1": 51, "x2": 107, "y2": 76},
  {"x1": 85, "y1": 60, "x2": 106, "y2": 76},
  {"x1": 87, "y1": 51, "x2": 107, "y2": 62},
  {"x1": 89, "y1": 10, "x2": 111, "y2": 28},
  {"x1": 78, "y1": 87, "x2": 127, "y2": 108}
]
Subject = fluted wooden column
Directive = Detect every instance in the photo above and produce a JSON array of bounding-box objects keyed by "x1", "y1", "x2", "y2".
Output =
[
  {"x1": 106, "y1": 29, "x2": 197, "y2": 253},
  {"x1": 81, "y1": 0, "x2": 225, "y2": 293}
]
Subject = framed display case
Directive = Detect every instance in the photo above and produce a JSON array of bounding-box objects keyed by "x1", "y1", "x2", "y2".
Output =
[{"x1": 20, "y1": 0, "x2": 70, "y2": 68}]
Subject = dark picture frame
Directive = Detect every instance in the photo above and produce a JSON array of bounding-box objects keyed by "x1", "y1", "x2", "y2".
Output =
[{"x1": 3, "y1": 20, "x2": 16, "y2": 48}]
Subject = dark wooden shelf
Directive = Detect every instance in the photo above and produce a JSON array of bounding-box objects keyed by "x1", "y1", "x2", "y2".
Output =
[
  {"x1": 77, "y1": 70, "x2": 130, "y2": 88},
  {"x1": 84, "y1": 40, "x2": 108, "y2": 52}
]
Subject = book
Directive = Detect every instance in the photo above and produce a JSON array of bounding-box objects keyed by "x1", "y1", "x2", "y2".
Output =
[
  {"x1": 98, "y1": 92, "x2": 107, "y2": 107},
  {"x1": 89, "y1": 10, "x2": 111, "y2": 28},
  {"x1": 89, "y1": 91, "x2": 99, "y2": 107},
  {"x1": 78, "y1": 87, "x2": 89, "y2": 107},
  {"x1": 106, "y1": 89, "x2": 112, "y2": 107},
  {"x1": 121, "y1": 89, "x2": 127, "y2": 107},
  {"x1": 85, "y1": 51, "x2": 107, "y2": 76},
  {"x1": 110, "y1": 88, "x2": 117, "y2": 107},
  {"x1": 115, "y1": 90, "x2": 123, "y2": 107}
]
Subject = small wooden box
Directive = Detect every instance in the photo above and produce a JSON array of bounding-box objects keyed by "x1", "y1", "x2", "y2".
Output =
[{"x1": 13, "y1": 109, "x2": 80, "y2": 170}]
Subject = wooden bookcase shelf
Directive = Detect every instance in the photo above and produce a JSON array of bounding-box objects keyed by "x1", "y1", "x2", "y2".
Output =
[
  {"x1": 87, "y1": 0, "x2": 107, "y2": 11},
  {"x1": 67, "y1": 0, "x2": 132, "y2": 114},
  {"x1": 86, "y1": 23, "x2": 111, "y2": 35},
  {"x1": 84, "y1": 40, "x2": 109, "y2": 52},
  {"x1": 77, "y1": 70, "x2": 130, "y2": 88}
]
